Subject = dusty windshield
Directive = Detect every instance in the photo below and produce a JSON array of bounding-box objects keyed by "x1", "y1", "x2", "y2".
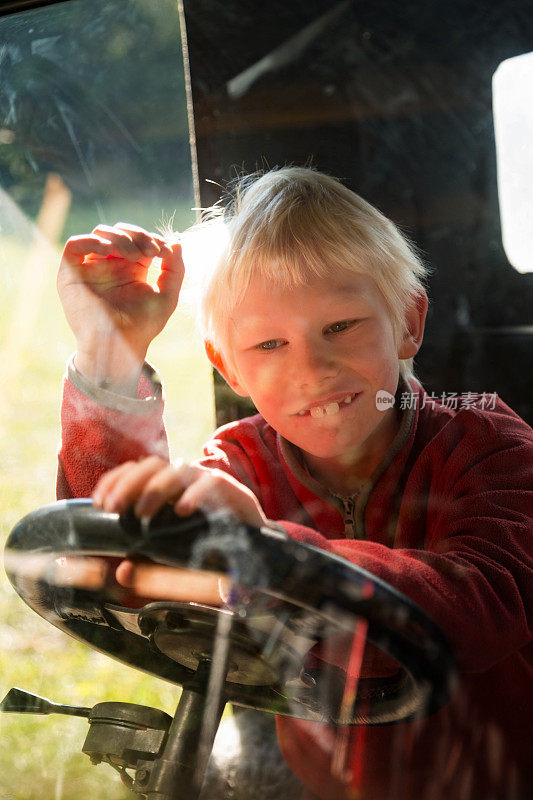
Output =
[{"x1": 0, "y1": 1, "x2": 213, "y2": 798}]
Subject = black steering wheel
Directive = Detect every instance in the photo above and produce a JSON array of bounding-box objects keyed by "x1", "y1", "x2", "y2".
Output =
[{"x1": 5, "y1": 499, "x2": 456, "y2": 727}]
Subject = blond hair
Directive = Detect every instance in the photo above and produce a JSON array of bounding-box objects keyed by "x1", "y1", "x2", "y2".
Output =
[{"x1": 196, "y1": 166, "x2": 428, "y2": 380}]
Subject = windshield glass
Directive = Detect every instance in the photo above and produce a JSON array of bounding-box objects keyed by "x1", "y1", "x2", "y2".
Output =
[{"x1": 0, "y1": 2, "x2": 213, "y2": 797}]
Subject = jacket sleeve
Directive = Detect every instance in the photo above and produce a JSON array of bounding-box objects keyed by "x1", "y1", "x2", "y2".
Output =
[
  {"x1": 278, "y1": 425, "x2": 533, "y2": 673},
  {"x1": 56, "y1": 358, "x2": 169, "y2": 499}
]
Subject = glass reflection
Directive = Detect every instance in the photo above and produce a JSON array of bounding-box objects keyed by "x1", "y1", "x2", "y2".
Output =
[{"x1": 0, "y1": 2, "x2": 211, "y2": 798}]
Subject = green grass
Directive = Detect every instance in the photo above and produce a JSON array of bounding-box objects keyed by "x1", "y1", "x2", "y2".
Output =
[
  {"x1": 0, "y1": 213, "x2": 216, "y2": 798},
  {"x1": 62, "y1": 196, "x2": 196, "y2": 242}
]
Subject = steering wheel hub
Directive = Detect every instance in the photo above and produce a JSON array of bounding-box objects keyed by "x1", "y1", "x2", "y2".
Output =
[{"x1": 139, "y1": 602, "x2": 297, "y2": 686}]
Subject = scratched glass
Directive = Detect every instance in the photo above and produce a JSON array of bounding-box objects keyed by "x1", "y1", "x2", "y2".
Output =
[{"x1": 0, "y1": 1, "x2": 212, "y2": 798}]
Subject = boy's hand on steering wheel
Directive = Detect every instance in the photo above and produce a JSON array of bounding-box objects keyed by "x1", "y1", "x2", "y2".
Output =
[
  {"x1": 92, "y1": 457, "x2": 268, "y2": 601},
  {"x1": 57, "y1": 223, "x2": 184, "y2": 391},
  {"x1": 92, "y1": 456, "x2": 269, "y2": 530}
]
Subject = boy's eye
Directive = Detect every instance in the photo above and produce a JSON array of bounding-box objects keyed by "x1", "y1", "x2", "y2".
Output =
[
  {"x1": 256, "y1": 338, "x2": 284, "y2": 351},
  {"x1": 325, "y1": 319, "x2": 356, "y2": 334}
]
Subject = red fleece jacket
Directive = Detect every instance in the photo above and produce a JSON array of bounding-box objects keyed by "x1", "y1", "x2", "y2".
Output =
[{"x1": 58, "y1": 367, "x2": 533, "y2": 799}]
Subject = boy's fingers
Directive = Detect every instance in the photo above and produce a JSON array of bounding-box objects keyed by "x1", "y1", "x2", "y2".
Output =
[
  {"x1": 134, "y1": 461, "x2": 202, "y2": 518},
  {"x1": 174, "y1": 472, "x2": 227, "y2": 517},
  {"x1": 94, "y1": 457, "x2": 168, "y2": 512},
  {"x1": 61, "y1": 234, "x2": 114, "y2": 267},
  {"x1": 115, "y1": 558, "x2": 136, "y2": 587},
  {"x1": 93, "y1": 457, "x2": 206, "y2": 517},
  {"x1": 111, "y1": 223, "x2": 171, "y2": 258},
  {"x1": 174, "y1": 473, "x2": 266, "y2": 528},
  {"x1": 91, "y1": 225, "x2": 146, "y2": 261},
  {"x1": 115, "y1": 560, "x2": 229, "y2": 606},
  {"x1": 52, "y1": 556, "x2": 110, "y2": 590},
  {"x1": 157, "y1": 242, "x2": 185, "y2": 306},
  {"x1": 92, "y1": 460, "x2": 141, "y2": 506}
]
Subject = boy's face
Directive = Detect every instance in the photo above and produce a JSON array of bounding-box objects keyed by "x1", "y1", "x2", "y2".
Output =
[{"x1": 221, "y1": 271, "x2": 424, "y2": 485}]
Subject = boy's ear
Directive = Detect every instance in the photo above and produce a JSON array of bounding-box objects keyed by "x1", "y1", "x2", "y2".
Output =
[
  {"x1": 398, "y1": 290, "x2": 428, "y2": 360},
  {"x1": 204, "y1": 340, "x2": 248, "y2": 396}
]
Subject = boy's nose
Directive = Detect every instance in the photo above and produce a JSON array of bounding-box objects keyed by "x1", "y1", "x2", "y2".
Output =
[{"x1": 295, "y1": 342, "x2": 338, "y2": 386}]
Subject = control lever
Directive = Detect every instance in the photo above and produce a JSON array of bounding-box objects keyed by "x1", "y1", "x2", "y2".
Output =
[
  {"x1": 1, "y1": 686, "x2": 174, "y2": 795},
  {"x1": 0, "y1": 687, "x2": 91, "y2": 717}
]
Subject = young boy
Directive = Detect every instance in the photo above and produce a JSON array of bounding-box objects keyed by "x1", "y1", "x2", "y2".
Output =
[{"x1": 57, "y1": 167, "x2": 532, "y2": 799}]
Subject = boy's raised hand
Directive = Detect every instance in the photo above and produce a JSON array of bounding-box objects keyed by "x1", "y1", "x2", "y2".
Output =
[{"x1": 57, "y1": 223, "x2": 184, "y2": 392}]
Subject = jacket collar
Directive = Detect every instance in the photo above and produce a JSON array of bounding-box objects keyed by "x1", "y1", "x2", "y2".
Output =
[{"x1": 278, "y1": 377, "x2": 420, "y2": 538}]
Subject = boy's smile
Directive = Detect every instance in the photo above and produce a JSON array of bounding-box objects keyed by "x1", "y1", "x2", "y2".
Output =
[
  {"x1": 221, "y1": 272, "x2": 425, "y2": 493},
  {"x1": 295, "y1": 390, "x2": 359, "y2": 418}
]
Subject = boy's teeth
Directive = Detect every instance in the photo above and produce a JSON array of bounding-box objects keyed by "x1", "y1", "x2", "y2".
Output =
[
  {"x1": 309, "y1": 401, "x2": 340, "y2": 418},
  {"x1": 305, "y1": 394, "x2": 356, "y2": 418}
]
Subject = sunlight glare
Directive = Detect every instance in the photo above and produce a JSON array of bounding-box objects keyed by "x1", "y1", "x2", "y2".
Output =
[{"x1": 493, "y1": 51, "x2": 533, "y2": 273}]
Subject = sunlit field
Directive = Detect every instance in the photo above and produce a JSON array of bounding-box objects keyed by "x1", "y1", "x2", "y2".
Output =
[{"x1": 0, "y1": 203, "x2": 216, "y2": 798}]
